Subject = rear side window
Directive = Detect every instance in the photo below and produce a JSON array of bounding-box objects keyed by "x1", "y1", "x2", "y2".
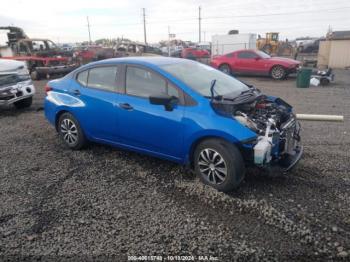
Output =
[
  {"x1": 126, "y1": 66, "x2": 179, "y2": 99},
  {"x1": 87, "y1": 66, "x2": 118, "y2": 92},
  {"x1": 77, "y1": 70, "x2": 88, "y2": 86},
  {"x1": 237, "y1": 51, "x2": 258, "y2": 59}
]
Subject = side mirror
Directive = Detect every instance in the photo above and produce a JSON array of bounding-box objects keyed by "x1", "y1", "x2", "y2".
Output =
[
  {"x1": 149, "y1": 93, "x2": 178, "y2": 111},
  {"x1": 255, "y1": 56, "x2": 261, "y2": 60}
]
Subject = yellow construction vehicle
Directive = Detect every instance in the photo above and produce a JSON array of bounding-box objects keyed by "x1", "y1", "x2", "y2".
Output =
[{"x1": 256, "y1": 32, "x2": 294, "y2": 56}]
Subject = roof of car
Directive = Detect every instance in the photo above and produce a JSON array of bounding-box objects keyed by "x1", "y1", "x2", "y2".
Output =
[{"x1": 92, "y1": 56, "x2": 184, "y2": 67}]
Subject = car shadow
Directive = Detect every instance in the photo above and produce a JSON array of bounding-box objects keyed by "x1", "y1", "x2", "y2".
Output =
[
  {"x1": 0, "y1": 105, "x2": 41, "y2": 118},
  {"x1": 85, "y1": 142, "x2": 291, "y2": 197}
]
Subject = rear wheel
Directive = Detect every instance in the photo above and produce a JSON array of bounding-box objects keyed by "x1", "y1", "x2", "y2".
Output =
[
  {"x1": 271, "y1": 65, "x2": 286, "y2": 80},
  {"x1": 219, "y1": 64, "x2": 231, "y2": 75},
  {"x1": 58, "y1": 112, "x2": 86, "y2": 150},
  {"x1": 14, "y1": 97, "x2": 32, "y2": 109},
  {"x1": 320, "y1": 78, "x2": 330, "y2": 86},
  {"x1": 194, "y1": 139, "x2": 245, "y2": 192}
]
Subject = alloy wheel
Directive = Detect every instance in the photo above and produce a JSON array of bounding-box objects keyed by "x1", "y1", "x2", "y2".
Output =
[
  {"x1": 220, "y1": 65, "x2": 230, "y2": 75},
  {"x1": 60, "y1": 118, "x2": 78, "y2": 146},
  {"x1": 198, "y1": 148, "x2": 227, "y2": 184},
  {"x1": 272, "y1": 66, "x2": 284, "y2": 79}
]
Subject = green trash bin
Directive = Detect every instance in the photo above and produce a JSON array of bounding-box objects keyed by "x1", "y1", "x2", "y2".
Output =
[{"x1": 296, "y1": 68, "x2": 312, "y2": 88}]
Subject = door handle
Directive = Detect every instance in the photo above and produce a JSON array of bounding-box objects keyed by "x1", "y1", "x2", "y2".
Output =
[
  {"x1": 118, "y1": 103, "x2": 133, "y2": 110},
  {"x1": 71, "y1": 89, "x2": 81, "y2": 96}
]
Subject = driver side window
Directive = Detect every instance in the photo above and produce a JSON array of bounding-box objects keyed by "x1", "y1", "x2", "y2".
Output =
[
  {"x1": 237, "y1": 51, "x2": 258, "y2": 59},
  {"x1": 126, "y1": 66, "x2": 180, "y2": 99}
]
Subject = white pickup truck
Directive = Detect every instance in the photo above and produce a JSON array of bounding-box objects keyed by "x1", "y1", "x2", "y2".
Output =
[{"x1": 0, "y1": 59, "x2": 35, "y2": 108}]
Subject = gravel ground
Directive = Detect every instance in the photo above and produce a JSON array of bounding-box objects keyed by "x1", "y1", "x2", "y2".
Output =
[{"x1": 0, "y1": 70, "x2": 349, "y2": 261}]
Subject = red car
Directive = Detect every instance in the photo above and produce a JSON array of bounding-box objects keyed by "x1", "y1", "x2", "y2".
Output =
[
  {"x1": 74, "y1": 46, "x2": 115, "y2": 64},
  {"x1": 181, "y1": 48, "x2": 210, "y2": 59},
  {"x1": 210, "y1": 49, "x2": 300, "y2": 80}
]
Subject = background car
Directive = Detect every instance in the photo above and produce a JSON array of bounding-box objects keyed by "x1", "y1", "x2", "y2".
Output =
[
  {"x1": 210, "y1": 49, "x2": 300, "y2": 80},
  {"x1": 181, "y1": 47, "x2": 210, "y2": 59},
  {"x1": 44, "y1": 57, "x2": 302, "y2": 192},
  {"x1": 0, "y1": 59, "x2": 35, "y2": 108}
]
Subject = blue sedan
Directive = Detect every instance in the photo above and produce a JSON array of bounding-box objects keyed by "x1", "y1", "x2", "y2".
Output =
[{"x1": 44, "y1": 57, "x2": 302, "y2": 192}]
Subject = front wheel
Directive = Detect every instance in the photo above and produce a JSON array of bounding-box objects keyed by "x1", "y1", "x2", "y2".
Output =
[
  {"x1": 194, "y1": 139, "x2": 245, "y2": 192},
  {"x1": 58, "y1": 112, "x2": 86, "y2": 150},
  {"x1": 270, "y1": 65, "x2": 286, "y2": 80}
]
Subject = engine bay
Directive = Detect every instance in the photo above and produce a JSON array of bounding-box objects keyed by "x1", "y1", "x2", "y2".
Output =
[{"x1": 211, "y1": 88, "x2": 301, "y2": 168}]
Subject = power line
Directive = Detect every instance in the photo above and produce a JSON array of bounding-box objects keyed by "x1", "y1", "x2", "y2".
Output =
[
  {"x1": 89, "y1": 6, "x2": 350, "y2": 28},
  {"x1": 203, "y1": 6, "x2": 350, "y2": 20}
]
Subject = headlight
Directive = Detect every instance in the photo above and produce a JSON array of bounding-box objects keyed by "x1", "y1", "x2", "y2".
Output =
[
  {"x1": 16, "y1": 67, "x2": 29, "y2": 76},
  {"x1": 17, "y1": 74, "x2": 31, "y2": 82}
]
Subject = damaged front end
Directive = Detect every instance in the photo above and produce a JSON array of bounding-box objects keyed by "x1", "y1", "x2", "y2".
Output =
[
  {"x1": 211, "y1": 87, "x2": 302, "y2": 174},
  {"x1": 0, "y1": 61, "x2": 35, "y2": 106}
]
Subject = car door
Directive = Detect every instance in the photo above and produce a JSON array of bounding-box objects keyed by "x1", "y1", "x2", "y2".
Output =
[
  {"x1": 69, "y1": 65, "x2": 120, "y2": 142},
  {"x1": 235, "y1": 51, "x2": 265, "y2": 74},
  {"x1": 116, "y1": 65, "x2": 185, "y2": 160}
]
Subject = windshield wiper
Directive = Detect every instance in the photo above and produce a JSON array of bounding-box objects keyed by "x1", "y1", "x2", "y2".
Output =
[
  {"x1": 206, "y1": 80, "x2": 259, "y2": 102},
  {"x1": 209, "y1": 79, "x2": 223, "y2": 101}
]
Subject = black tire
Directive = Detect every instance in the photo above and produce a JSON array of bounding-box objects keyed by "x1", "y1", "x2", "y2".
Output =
[
  {"x1": 270, "y1": 65, "x2": 286, "y2": 80},
  {"x1": 219, "y1": 64, "x2": 231, "y2": 75},
  {"x1": 14, "y1": 97, "x2": 32, "y2": 109},
  {"x1": 58, "y1": 112, "x2": 86, "y2": 150},
  {"x1": 194, "y1": 139, "x2": 245, "y2": 192},
  {"x1": 320, "y1": 78, "x2": 330, "y2": 86}
]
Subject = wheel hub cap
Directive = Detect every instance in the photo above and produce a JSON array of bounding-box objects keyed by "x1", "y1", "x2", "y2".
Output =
[
  {"x1": 198, "y1": 148, "x2": 227, "y2": 185},
  {"x1": 209, "y1": 163, "x2": 215, "y2": 171},
  {"x1": 60, "y1": 119, "x2": 78, "y2": 146}
]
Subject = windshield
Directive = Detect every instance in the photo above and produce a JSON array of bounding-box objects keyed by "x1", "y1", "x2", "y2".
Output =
[
  {"x1": 160, "y1": 60, "x2": 248, "y2": 97},
  {"x1": 256, "y1": 50, "x2": 271, "y2": 59}
]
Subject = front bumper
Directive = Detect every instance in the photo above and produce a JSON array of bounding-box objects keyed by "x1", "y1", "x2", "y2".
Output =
[
  {"x1": 287, "y1": 66, "x2": 299, "y2": 74},
  {"x1": 263, "y1": 119, "x2": 303, "y2": 175},
  {"x1": 241, "y1": 117, "x2": 303, "y2": 175},
  {"x1": 0, "y1": 82, "x2": 35, "y2": 106},
  {"x1": 266, "y1": 145, "x2": 303, "y2": 175}
]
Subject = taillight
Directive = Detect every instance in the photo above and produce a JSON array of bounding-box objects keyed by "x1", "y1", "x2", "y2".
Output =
[{"x1": 44, "y1": 84, "x2": 52, "y2": 95}]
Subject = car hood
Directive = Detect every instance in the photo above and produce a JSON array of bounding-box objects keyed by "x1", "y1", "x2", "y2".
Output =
[
  {"x1": 267, "y1": 57, "x2": 300, "y2": 65},
  {"x1": 0, "y1": 59, "x2": 26, "y2": 73}
]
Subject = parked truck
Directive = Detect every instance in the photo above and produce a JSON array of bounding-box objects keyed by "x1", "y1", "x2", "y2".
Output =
[{"x1": 0, "y1": 26, "x2": 77, "y2": 80}]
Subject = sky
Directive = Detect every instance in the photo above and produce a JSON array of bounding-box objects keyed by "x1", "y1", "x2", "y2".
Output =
[{"x1": 0, "y1": 0, "x2": 350, "y2": 44}]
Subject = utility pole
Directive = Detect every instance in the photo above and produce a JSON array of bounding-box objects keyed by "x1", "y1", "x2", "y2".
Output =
[
  {"x1": 168, "y1": 26, "x2": 171, "y2": 57},
  {"x1": 142, "y1": 8, "x2": 147, "y2": 45},
  {"x1": 87, "y1": 16, "x2": 92, "y2": 45},
  {"x1": 198, "y1": 6, "x2": 201, "y2": 43}
]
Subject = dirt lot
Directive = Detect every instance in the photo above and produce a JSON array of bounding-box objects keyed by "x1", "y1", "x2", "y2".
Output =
[{"x1": 0, "y1": 71, "x2": 349, "y2": 261}]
